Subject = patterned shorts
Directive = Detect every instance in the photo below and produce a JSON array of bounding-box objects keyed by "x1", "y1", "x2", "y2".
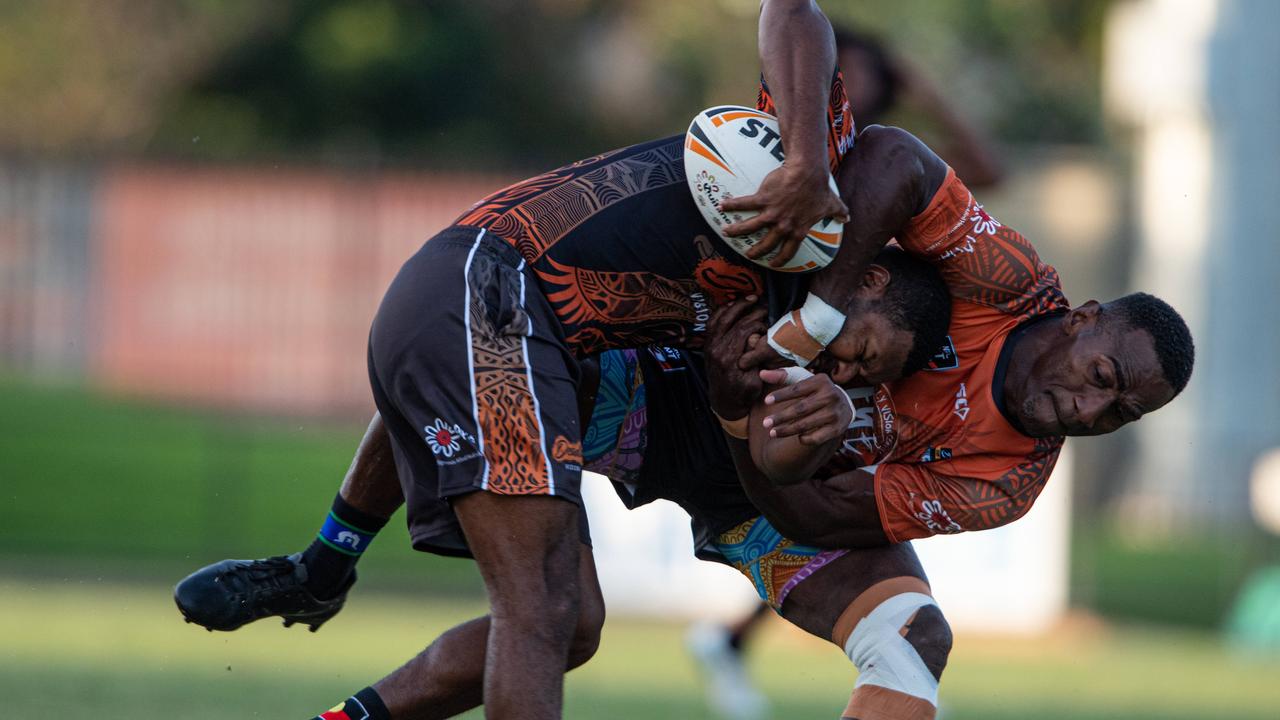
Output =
[
  {"x1": 368, "y1": 226, "x2": 586, "y2": 557},
  {"x1": 716, "y1": 515, "x2": 849, "y2": 610}
]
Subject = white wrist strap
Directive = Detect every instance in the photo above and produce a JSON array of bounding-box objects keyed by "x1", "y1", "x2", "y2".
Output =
[
  {"x1": 765, "y1": 292, "x2": 847, "y2": 366},
  {"x1": 779, "y1": 366, "x2": 814, "y2": 385},
  {"x1": 777, "y1": 365, "x2": 858, "y2": 426}
]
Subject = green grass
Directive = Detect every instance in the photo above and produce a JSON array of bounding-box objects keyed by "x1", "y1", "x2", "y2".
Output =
[
  {"x1": 5, "y1": 377, "x2": 1280, "y2": 716},
  {"x1": 2, "y1": 577, "x2": 1279, "y2": 719},
  {"x1": 0, "y1": 376, "x2": 483, "y2": 594}
]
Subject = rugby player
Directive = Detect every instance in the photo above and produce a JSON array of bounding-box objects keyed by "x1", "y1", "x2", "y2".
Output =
[
  {"x1": 172, "y1": 4, "x2": 917, "y2": 717},
  {"x1": 176, "y1": 244, "x2": 952, "y2": 720},
  {"x1": 178, "y1": 125, "x2": 1194, "y2": 720}
]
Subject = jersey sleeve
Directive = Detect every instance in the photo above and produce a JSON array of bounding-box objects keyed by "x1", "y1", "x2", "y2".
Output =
[
  {"x1": 756, "y1": 69, "x2": 855, "y2": 172},
  {"x1": 898, "y1": 168, "x2": 1067, "y2": 319},
  {"x1": 870, "y1": 444, "x2": 1062, "y2": 543}
]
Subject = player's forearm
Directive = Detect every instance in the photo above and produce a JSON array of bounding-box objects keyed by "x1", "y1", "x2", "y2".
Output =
[
  {"x1": 338, "y1": 413, "x2": 404, "y2": 518},
  {"x1": 747, "y1": 397, "x2": 839, "y2": 485},
  {"x1": 728, "y1": 434, "x2": 886, "y2": 548},
  {"x1": 727, "y1": 436, "x2": 823, "y2": 540},
  {"x1": 758, "y1": 0, "x2": 835, "y2": 170},
  {"x1": 809, "y1": 126, "x2": 948, "y2": 311}
]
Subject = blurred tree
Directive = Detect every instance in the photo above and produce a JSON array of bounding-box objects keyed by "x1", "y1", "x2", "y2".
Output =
[
  {"x1": 0, "y1": 0, "x2": 281, "y2": 154},
  {"x1": 0, "y1": 0, "x2": 1114, "y2": 165}
]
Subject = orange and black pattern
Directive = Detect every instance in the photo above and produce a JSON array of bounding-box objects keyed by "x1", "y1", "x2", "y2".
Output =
[
  {"x1": 900, "y1": 168, "x2": 1067, "y2": 319},
  {"x1": 463, "y1": 247, "x2": 553, "y2": 495},
  {"x1": 756, "y1": 69, "x2": 855, "y2": 173},
  {"x1": 826, "y1": 169, "x2": 1071, "y2": 543},
  {"x1": 450, "y1": 73, "x2": 851, "y2": 358}
]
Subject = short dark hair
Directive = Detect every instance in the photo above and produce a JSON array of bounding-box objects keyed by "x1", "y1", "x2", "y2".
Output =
[
  {"x1": 872, "y1": 246, "x2": 951, "y2": 376},
  {"x1": 1104, "y1": 292, "x2": 1195, "y2": 397}
]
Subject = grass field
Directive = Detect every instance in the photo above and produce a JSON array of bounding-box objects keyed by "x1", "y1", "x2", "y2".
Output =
[
  {"x1": 4, "y1": 377, "x2": 1280, "y2": 717},
  {"x1": 2, "y1": 577, "x2": 1279, "y2": 719}
]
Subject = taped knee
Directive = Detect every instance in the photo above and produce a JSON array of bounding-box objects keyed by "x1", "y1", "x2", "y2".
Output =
[
  {"x1": 831, "y1": 578, "x2": 941, "y2": 720},
  {"x1": 903, "y1": 604, "x2": 952, "y2": 682}
]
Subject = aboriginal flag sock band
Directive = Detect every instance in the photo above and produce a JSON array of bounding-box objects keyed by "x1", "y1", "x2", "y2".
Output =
[
  {"x1": 301, "y1": 495, "x2": 388, "y2": 599},
  {"x1": 315, "y1": 687, "x2": 390, "y2": 720}
]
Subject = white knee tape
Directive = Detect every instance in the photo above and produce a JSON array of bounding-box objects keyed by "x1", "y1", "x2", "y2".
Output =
[{"x1": 843, "y1": 592, "x2": 940, "y2": 706}]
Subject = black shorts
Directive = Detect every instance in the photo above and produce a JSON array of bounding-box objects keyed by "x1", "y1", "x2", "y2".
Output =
[
  {"x1": 368, "y1": 226, "x2": 587, "y2": 557},
  {"x1": 582, "y1": 346, "x2": 759, "y2": 562}
]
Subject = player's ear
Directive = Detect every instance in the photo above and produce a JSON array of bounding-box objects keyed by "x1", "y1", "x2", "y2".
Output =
[
  {"x1": 1065, "y1": 300, "x2": 1102, "y2": 335},
  {"x1": 861, "y1": 264, "x2": 892, "y2": 297}
]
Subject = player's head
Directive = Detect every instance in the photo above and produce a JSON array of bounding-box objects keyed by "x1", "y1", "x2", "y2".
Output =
[
  {"x1": 833, "y1": 25, "x2": 899, "y2": 125},
  {"x1": 814, "y1": 246, "x2": 951, "y2": 387},
  {"x1": 1010, "y1": 292, "x2": 1194, "y2": 437}
]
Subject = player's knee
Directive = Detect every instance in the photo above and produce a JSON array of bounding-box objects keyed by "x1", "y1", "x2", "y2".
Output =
[
  {"x1": 567, "y1": 591, "x2": 606, "y2": 669},
  {"x1": 903, "y1": 604, "x2": 953, "y2": 681}
]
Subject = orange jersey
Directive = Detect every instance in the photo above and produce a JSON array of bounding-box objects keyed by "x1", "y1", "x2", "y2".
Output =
[{"x1": 827, "y1": 169, "x2": 1069, "y2": 542}]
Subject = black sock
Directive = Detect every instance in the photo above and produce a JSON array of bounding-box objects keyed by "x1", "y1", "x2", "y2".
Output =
[
  {"x1": 301, "y1": 494, "x2": 389, "y2": 599},
  {"x1": 314, "y1": 686, "x2": 390, "y2": 720}
]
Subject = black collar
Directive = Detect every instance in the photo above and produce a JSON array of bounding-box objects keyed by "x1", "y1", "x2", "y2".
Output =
[{"x1": 992, "y1": 311, "x2": 1066, "y2": 433}]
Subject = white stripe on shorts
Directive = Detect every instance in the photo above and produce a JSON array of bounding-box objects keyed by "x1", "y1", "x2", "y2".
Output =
[
  {"x1": 516, "y1": 258, "x2": 556, "y2": 494},
  {"x1": 463, "y1": 228, "x2": 490, "y2": 490}
]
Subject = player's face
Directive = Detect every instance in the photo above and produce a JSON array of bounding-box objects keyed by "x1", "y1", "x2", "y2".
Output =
[
  {"x1": 1015, "y1": 304, "x2": 1176, "y2": 437},
  {"x1": 815, "y1": 308, "x2": 913, "y2": 387}
]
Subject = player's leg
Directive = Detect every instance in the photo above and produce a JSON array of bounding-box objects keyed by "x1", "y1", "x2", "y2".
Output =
[
  {"x1": 369, "y1": 227, "x2": 591, "y2": 718},
  {"x1": 173, "y1": 413, "x2": 402, "y2": 632},
  {"x1": 354, "y1": 541, "x2": 604, "y2": 719},
  {"x1": 779, "y1": 542, "x2": 951, "y2": 720}
]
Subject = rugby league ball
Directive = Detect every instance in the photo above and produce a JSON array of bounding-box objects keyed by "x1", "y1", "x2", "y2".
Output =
[{"x1": 684, "y1": 105, "x2": 844, "y2": 273}]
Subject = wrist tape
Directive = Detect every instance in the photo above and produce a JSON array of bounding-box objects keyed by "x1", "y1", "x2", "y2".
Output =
[
  {"x1": 765, "y1": 293, "x2": 846, "y2": 366},
  {"x1": 777, "y1": 365, "x2": 857, "y2": 428}
]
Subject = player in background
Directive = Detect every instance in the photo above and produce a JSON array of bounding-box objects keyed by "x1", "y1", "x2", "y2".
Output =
[{"x1": 687, "y1": 23, "x2": 1008, "y2": 715}]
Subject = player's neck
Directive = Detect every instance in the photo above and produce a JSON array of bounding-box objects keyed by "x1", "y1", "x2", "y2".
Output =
[{"x1": 998, "y1": 315, "x2": 1059, "y2": 435}]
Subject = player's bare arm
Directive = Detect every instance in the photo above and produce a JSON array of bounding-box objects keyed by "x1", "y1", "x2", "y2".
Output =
[{"x1": 721, "y1": 0, "x2": 848, "y2": 267}]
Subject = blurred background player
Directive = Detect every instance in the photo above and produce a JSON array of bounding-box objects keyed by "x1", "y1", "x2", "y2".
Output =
[{"x1": 686, "y1": 22, "x2": 1008, "y2": 717}]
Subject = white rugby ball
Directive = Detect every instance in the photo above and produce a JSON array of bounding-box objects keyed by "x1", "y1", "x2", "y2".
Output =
[{"x1": 684, "y1": 105, "x2": 843, "y2": 273}]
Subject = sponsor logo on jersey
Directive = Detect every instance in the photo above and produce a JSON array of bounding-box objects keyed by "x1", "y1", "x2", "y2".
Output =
[
  {"x1": 840, "y1": 385, "x2": 896, "y2": 465},
  {"x1": 926, "y1": 335, "x2": 959, "y2": 371},
  {"x1": 424, "y1": 418, "x2": 477, "y2": 459},
  {"x1": 551, "y1": 436, "x2": 583, "y2": 466},
  {"x1": 953, "y1": 383, "x2": 970, "y2": 421},
  {"x1": 690, "y1": 291, "x2": 711, "y2": 333},
  {"x1": 919, "y1": 447, "x2": 953, "y2": 463},
  {"x1": 646, "y1": 345, "x2": 688, "y2": 372},
  {"x1": 915, "y1": 499, "x2": 963, "y2": 533}
]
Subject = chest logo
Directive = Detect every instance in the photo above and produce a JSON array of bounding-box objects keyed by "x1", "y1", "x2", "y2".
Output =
[
  {"x1": 953, "y1": 383, "x2": 970, "y2": 421},
  {"x1": 926, "y1": 335, "x2": 959, "y2": 371}
]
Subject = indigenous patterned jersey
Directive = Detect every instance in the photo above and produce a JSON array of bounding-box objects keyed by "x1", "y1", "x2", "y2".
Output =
[
  {"x1": 454, "y1": 75, "x2": 852, "y2": 357},
  {"x1": 826, "y1": 169, "x2": 1069, "y2": 543}
]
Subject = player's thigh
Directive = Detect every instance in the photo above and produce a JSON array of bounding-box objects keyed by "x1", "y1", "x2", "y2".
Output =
[
  {"x1": 778, "y1": 541, "x2": 927, "y2": 641},
  {"x1": 453, "y1": 492, "x2": 583, "y2": 614}
]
